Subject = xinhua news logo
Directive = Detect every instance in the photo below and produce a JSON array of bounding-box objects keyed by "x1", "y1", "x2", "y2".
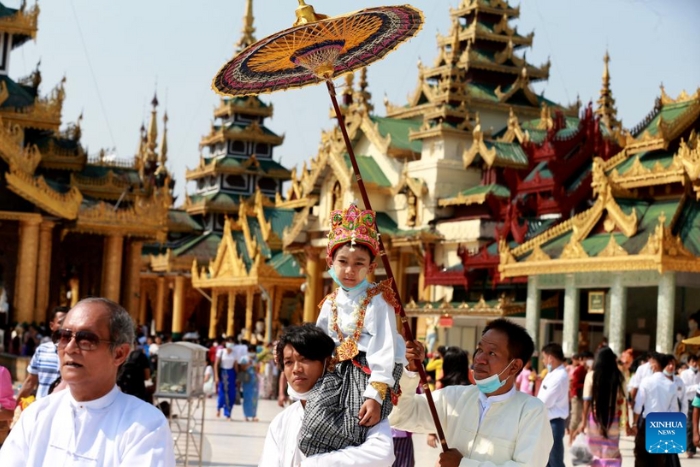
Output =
[{"x1": 646, "y1": 412, "x2": 686, "y2": 454}]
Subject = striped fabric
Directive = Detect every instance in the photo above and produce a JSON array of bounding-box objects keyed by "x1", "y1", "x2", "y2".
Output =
[
  {"x1": 392, "y1": 436, "x2": 415, "y2": 467},
  {"x1": 299, "y1": 352, "x2": 403, "y2": 456},
  {"x1": 26, "y1": 341, "x2": 60, "y2": 399}
]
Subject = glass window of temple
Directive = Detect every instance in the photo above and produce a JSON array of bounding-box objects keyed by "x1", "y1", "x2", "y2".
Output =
[
  {"x1": 255, "y1": 142, "x2": 270, "y2": 156},
  {"x1": 224, "y1": 174, "x2": 247, "y2": 189},
  {"x1": 257, "y1": 177, "x2": 277, "y2": 193},
  {"x1": 229, "y1": 140, "x2": 246, "y2": 154}
]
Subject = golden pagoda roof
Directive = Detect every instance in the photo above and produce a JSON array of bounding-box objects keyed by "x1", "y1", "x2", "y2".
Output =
[
  {"x1": 0, "y1": 2, "x2": 38, "y2": 43},
  {"x1": 404, "y1": 295, "x2": 524, "y2": 318}
]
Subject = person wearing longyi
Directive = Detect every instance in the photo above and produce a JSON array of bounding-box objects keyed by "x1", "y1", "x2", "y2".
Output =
[
  {"x1": 0, "y1": 297, "x2": 174, "y2": 467},
  {"x1": 299, "y1": 203, "x2": 406, "y2": 456},
  {"x1": 389, "y1": 318, "x2": 552, "y2": 467},
  {"x1": 258, "y1": 324, "x2": 394, "y2": 466}
]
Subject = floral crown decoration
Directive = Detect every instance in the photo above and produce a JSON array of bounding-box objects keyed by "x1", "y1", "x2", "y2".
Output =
[{"x1": 327, "y1": 203, "x2": 380, "y2": 257}]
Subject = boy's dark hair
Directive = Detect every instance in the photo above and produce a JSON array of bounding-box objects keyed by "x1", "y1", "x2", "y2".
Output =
[
  {"x1": 688, "y1": 354, "x2": 698, "y2": 363},
  {"x1": 541, "y1": 342, "x2": 565, "y2": 362},
  {"x1": 331, "y1": 242, "x2": 376, "y2": 263},
  {"x1": 275, "y1": 323, "x2": 335, "y2": 371},
  {"x1": 649, "y1": 352, "x2": 670, "y2": 370},
  {"x1": 482, "y1": 318, "x2": 534, "y2": 373},
  {"x1": 50, "y1": 306, "x2": 70, "y2": 322}
]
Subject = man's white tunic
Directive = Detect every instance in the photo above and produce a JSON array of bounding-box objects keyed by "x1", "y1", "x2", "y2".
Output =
[
  {"x1": 0, "y1": 385, "x2": 174, "y2": 467},
  {"x1": 389, "y1": 371, "x2": 552, "y2": 467},
  {"x1": 258, "y1": 400, "x2": 395, "y2": 466}
]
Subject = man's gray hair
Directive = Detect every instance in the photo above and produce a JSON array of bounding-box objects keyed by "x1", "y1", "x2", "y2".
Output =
[{"x1": 75, "y1": 297, "x2": 135, "y2": 351}]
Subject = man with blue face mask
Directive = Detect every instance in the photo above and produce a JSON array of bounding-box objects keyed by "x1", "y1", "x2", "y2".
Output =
[
  {"x1": 537, "y1": 343, "x2": 569, "y2": 467},
  {"x1": 389, "y1": 318, "x2": 552, "y2": 467}
]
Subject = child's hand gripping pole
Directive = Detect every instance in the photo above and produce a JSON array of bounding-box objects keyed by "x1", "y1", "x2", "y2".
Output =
[{"x1": 326, "y1": 78, "x2": 450, "y2": 452}]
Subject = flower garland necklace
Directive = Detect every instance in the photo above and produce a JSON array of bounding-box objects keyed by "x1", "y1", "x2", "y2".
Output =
[{"x1": 330, "y1": 285, "x2": 382, "y2": 361}]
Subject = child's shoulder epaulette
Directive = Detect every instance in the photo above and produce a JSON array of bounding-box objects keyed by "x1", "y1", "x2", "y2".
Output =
[
  {"x1": 318, "y1": 290, "x2": 337, "y2": 309},
  {"x1": 372, "y1": 279, "x2": 400, "y2": 313}
]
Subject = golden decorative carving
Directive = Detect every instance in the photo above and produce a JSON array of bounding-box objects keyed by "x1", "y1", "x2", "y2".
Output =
[
  {"x1": 597, "y1": 234, "x2": 628, "y2": 258},
  {"x1": 526, "y1": 244, "x2": 551, "y2": 262},
  {"x1": 560, "y1": 234, "x2": 589, "y2": 260},
  {"x1": 75, "y1": 188, "x2": 171, "y2": 241},
  {"x1": 0, "y1": 119, "x2": 41, "y2": 174},
  {"x1": 0, "y1": 3, "x2": 39, "y2": 38},
  {"x1": 5, "y1": 168, "x2": 82, "y2": 219}
]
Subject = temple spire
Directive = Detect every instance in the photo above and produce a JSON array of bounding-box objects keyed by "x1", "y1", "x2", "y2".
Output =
[
  {"x1": 595, "y1": 51, "x2": 621, "y2": 133},
  {"x1": 156, "y1": 112, "x2": 169, "y2": 175},
  {"x1": 235, "y1": 0, "x2": 256, "y2": 53},
  {"x1": 146, "y1": 93, "x2": 159, "y2": 163}
]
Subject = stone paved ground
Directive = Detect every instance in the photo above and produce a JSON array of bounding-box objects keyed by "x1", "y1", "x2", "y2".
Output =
[{"x1": 179, "y1": 397, "x2": 700, "y2": 466}]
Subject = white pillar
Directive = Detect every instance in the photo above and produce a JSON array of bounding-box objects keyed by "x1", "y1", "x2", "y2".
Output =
[
  {"x1": 609, "y1": 275, "x2": 627, "y2": 355},
  {"x1": 656, "y1": 272, "x2": 676, "y2": 354},
  {"x1": 562, "y1": 274, "x2": 580, "y2": 357},
  {"x1": 526, "y1": 276, "x2": 541, "y2": 351}
]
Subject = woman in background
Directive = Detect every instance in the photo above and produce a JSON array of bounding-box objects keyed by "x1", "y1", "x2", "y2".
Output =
[
  {"x1": 572, "y1": 347, "x2": 628, "y2": 467},
  {"x1": 427, "y1": 346, "x2": 471, "y2": 448},
  {"x1": 239, "y1": 344, "x2": 259, "y2": 421},
  {"x1": 0, "y1": 365, "x2": 16, "y2": 446}
]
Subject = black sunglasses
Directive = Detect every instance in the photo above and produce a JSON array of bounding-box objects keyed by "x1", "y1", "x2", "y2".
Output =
[{"x1": 52, "y1": 329, "x2": 113, "y2": 351}]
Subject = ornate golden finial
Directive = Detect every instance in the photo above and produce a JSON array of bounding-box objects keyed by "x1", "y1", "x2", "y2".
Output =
[
  {"x1": 156, "y1": 112, "x2": 169, "y2": 175},
  {"x1": 352, "y1": 68, "x2": 373, "y2": 113},
  {"x1": 294, "y1": 0, "x2": 327, "y2": 26},
  {"x1": 235, "y1": 0, "x2": 256, "y2": 53},
  {"x1": 595, "y1": 51, "x2": 620, "y2": 133},
  {"x1": 146, "y1": 93, "x2": 159, "y2": 163}
]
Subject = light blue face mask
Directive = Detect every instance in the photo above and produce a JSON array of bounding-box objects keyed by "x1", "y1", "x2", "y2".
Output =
[
  {"x1": 474, "y1": 360, "x2": 514, "y2": 395},
  {"x1": 546, "y1": 364, "x2": 553, "y2": 373},
  {"x1": 663, "y1": 369, "x2": 674, "y2": 377},
  {"x1": 328, "y1": 266, "x2": 368, "y2": 292}
]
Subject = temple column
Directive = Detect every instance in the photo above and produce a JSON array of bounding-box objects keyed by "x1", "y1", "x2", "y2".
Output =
[
  {"x1": 656, "y1": 272, "x2": 676, "y2": 354},
  {"x1": 303, "y1": 251, "x2": 320, "y2": 323},
  {"x1": 525, "y1": 275, "x2": 541, "y2": 352},
  {"x1": 171, "y1": 275, "x2": 185, "y2": 340},
  {"x1": 138, "y1": 281, "x2": 148, "y2": 327},
  {"x1": 155, "y1": 276, "x2": 166, "y2": 333},
  {"x1": 226, "y1": 290, "x2": 236, "y2": 337},
  {"x1": 14, "y1": 218, "x2": 41, "y2": 324},
  {"x1": 101, "y1": 234, "x2": 124, "y2": 302},
  {"x1": 208, "y1": 291, "x2": 219, "y2": 339},
  {"x1": 265, "y1": 286, "x2": 275, "y2": 344},
  {"x1": 122, "y1": 240, "x2": 143, "y2": 320},
  {"x1": 34, "y1": 220, "x2": 55, "y2": 322},
  {"x1": 245, "y1": 289, "x2": 254, "y2": 340},
  {"x1": 562, "y1": 274, "x2": 580, "y2": 357},
  {"x1": 609, "y1": 274, "x2": 628, "y2": 355}
]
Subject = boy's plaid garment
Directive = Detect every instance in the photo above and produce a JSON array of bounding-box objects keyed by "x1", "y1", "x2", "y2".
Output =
[{"x1": 299, "y1": 352, "x2": 402, "y2": 456}]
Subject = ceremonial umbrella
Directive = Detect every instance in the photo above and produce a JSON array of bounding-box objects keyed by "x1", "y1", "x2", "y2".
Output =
[{"x1": 212, "y1": 1, "x2": 450, "y2": 451}]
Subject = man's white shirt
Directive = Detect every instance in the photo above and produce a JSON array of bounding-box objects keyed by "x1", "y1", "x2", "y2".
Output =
[
  {"x1": 0, "y1": 385, "x2": 174, "y2": 466},
  {"x1": 537, "y1": 365, "x2": 569, "y2": 420},
  {"x1": 634, "y1": 372, "x2": 677, "y2": 418},
  {"x1": 680, "y1": 367, "x2": 700, "y2": 402},
  {"x1": 258, "y1": 400, "x2": 395, "y2": 467}
]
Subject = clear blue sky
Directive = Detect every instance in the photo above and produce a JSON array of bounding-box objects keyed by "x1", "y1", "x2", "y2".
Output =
[{"x1": 8, "y1": 0, "x2": 700, "y2": 202}]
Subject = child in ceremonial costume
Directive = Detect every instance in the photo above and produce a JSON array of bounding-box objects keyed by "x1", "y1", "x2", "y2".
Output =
[{"x1": 298, "y1": 203, "x2": 406, "y2": 456}]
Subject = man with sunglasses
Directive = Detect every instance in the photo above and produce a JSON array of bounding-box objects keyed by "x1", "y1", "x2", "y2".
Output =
[
  {"x1": 15, "y1": 306, "x2": 67, "y2": 402},
  {"x1": 0, "y1": 297, "x2": 175, "y2": 466}
]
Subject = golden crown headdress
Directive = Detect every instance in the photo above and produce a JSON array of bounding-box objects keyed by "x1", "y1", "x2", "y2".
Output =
[{"x1": 327, "y1": 203, "x2": 379, "y2": 257}]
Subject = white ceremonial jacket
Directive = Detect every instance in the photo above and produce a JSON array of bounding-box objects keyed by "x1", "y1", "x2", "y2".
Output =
[
  {"x1": 389, "y1": 371, "x2": 552, "y2": 467},
  {"x1": 258, "y1": 400, "x2": 395, "y2": 467},
  {"x1": 317, "y1": 281, "x2": 406, "y2": 403},
  {"x1": 0, "y1": 385, "x2": 174, "y2": 467}
]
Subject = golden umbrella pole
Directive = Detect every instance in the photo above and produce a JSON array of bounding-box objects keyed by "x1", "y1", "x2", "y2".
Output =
[{"x1": 325, "y1": 78, "x2": 449, "y2": 452}]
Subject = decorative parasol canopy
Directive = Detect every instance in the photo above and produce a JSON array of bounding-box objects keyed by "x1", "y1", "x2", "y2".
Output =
[
  {"x1": 212, "y1": 2, "x2": 423, "y2": 96},
  {"x1": 682, "y1": 336, "x2": 700, "y2": 346}
]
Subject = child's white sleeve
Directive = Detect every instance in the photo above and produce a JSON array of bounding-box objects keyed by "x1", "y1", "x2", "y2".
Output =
[
  {"x1": 363, "y1": 297, "x2": 399, "y2": 403},
  {"x1": 316, "y1": 300, "x2": 331, "y2": 336}
]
